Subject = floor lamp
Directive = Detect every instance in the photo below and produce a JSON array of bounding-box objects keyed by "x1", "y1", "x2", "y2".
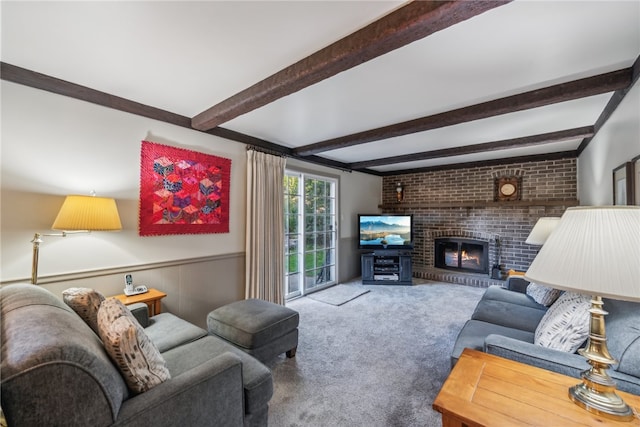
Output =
[
  {"x1": 525, "y1": 206, "x2": 640, "y2": 421},
  {"x1": 31, "y1": 195, "x2": 122, "y2": 284}
]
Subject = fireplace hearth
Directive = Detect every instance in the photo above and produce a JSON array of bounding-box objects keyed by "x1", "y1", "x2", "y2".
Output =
[{"x1": 434, "y1": 238, "x2": 489, "y2": 274}]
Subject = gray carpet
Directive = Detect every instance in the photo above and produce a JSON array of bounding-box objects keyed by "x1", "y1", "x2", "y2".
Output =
[
  {"x1": 265, "y1": 280, "x2": 486, "y2": 427},
  {"x1": 307, "y1": 284, "x2": 370, "y2": 306}
]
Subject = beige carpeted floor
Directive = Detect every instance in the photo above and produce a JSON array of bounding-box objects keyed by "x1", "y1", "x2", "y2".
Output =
[{"x1": 265, "y1": 280, "x2": 486, "y2": 427}]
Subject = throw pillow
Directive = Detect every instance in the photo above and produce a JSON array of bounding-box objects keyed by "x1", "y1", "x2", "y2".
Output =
[
  {"x1": 534, "y1": 292, "x2": 591, "y2": 353},
  {"x1": 97, "y1": 298, "x2": 170, "y2": 393},
  {"x1": 526, "y1": 283, "x2": 562, "y2": 307},
  {"x1": 62, "y1": 287, "x2": 105, "y2": 335}
]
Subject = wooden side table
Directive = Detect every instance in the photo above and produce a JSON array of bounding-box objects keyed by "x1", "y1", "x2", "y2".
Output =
[
  {"x1": 112, "y1": 288, "x2": 167, "y2": 317},
  {"x1": 433, "y1": 349, "x2": 640, "y2": 427}
]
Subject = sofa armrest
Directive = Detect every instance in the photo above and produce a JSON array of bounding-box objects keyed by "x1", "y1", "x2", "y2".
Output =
[
  {"x1": 128, "y1": 303, "x2": 150, "y2": 327},
  {"x1": 484, "y1": 334, "x2": 640, "y2": 395},
  {"x1": 115, "y1": 352, "x2": 244, "y2": 427},
  {"x1": 505, "y1": 275, "x2": 529, "y2": 293},
  {"x1": 484, "y1": 334, "x2": 589, "y2": 379}
]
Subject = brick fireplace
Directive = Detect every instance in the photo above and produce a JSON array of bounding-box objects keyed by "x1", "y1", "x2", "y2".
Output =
[{"x1": 381, "y1": 157, "x2": 577, "y2": 286}]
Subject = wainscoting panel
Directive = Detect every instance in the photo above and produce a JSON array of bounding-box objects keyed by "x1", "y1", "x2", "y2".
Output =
[
  {"x1": 8, "y1": 253, "x2": 245, "y2": 329},
  {"x1": 175, "y1": 254, "x2": 245, "y2": 328}
]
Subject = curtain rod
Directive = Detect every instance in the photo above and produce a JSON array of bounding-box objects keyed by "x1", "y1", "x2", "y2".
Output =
[{"x1": 246, "y1": 145, "x2": 289, "y2": 157}]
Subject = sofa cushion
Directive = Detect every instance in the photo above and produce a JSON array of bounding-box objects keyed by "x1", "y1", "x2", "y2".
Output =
[
  {"x1": 98, "y1": 299, "x2": 170, "y2": 393},
  {"x1": 162, "y1": 335, "x2": 273, "y2": 415},
  {"x1": 144, "y1": 312, "x2": 208, "y2": 353},
  {"x1": 480, "y1": 285, "x2": 546, "y2": 310},
  {"x1": 534, "y1": 292, "x2": 591, "y2": 353},
  {"x1": 603, "y1": 298, "x2": 640, "y2": 377},
  {"x1": 526, "y1": 283, "x2": 562, "y2": 307},
  {"x1": 62, "y1": 287, "x2": 105, "y2": 335}
]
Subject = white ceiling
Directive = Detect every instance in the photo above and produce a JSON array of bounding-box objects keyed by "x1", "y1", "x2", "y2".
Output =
[{"x1": 2, "y1": 1, "x2": 639, "y2": 174}]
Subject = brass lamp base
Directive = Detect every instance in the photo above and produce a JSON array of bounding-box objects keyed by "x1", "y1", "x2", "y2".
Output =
[
  {"x1": 569, "y1": 296, "x2": 634, "y2": 421},
  {"x1": 569, "y1": 375, "x2": 633, "y2": 420}
]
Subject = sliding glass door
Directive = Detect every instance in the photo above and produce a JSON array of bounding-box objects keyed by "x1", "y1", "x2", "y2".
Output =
[{"x1": 284, "y1": 171, "x2": 337, "y2": 300}]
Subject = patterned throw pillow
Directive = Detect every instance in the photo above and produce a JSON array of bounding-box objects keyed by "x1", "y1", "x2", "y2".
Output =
[
  {"x1": 97, "y1": 298, "x2": 170, "y2": 393},
  {"x1": 62, "y1": 287, "x2": 105, "y2": 334},
  {"x1": 526, "y1": 283, "x2": 562, "y2": 307},
  {"x1": 534, "y1": 292, "x2": 591, "y2": 353}
]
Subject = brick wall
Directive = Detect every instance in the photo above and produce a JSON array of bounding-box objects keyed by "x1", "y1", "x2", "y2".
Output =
[{"x1": 381, "y1": 158, "x2": 577, "y2": 274}]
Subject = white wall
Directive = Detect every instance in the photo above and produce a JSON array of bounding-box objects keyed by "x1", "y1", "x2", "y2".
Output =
[
  {"x1": 1, "y1": 81, "x2": 382, "y2": 285},
  {"x1": 578, "y1": 81, "x2": 640, "y2": 205},
  {"x1": 1, "y1": 81, "x2": 246, "y2": 282}
]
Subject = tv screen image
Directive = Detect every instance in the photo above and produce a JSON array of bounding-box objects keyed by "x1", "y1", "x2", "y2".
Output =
[{"x1": 358, "y1": 214, "x2": 413, "y2": 249}]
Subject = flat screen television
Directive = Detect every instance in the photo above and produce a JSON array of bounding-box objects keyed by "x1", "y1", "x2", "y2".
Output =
[{"x1": 358, "y1": 214, "x2": 413, "y2": 250}]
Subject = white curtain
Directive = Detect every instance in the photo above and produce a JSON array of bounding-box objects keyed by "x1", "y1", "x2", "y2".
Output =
[{"x1": 245, "y1": 149, "x2": 286, "y2": 304}]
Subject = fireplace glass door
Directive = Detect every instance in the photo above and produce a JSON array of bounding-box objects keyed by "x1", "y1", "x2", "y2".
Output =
[{"x1": 434, "y1": 238, "x2": 489, "y2": 274}]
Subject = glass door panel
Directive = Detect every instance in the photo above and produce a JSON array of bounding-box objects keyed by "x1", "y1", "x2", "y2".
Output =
[
  {"x1": 284, "y1": 174, "x2": 302, "y2": 299},
  {"x1": 284, "y1": 172, "x2": 337, "y2": 300}
]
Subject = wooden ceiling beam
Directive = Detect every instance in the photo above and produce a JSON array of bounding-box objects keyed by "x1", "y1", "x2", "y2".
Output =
[
  {"x1": 191, "y1": 0, "x2": 510, "y2": 131},
  {"x1": 350, "y1": 126, "x2": 593, "y2": 169},
  {"x1": 0, "y1": 62, "x2": 356, "y2": 173},
  {"x1": 0, "y1": 62, "x2": 193, "y2": 128},
  {"x1": 577, "y1": 55, "x2": 640, "y2": 155},
  {"x1": 380, "y1": 151, "x2": 577, "y2": 176},
  {"x1": 295, "y1": 68, "x2": 632, "y2": 156}
]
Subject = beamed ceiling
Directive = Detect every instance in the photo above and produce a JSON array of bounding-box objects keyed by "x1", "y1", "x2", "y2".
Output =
[{"x1": 2, "y1": 1, "x2": 639, "y2": 175}]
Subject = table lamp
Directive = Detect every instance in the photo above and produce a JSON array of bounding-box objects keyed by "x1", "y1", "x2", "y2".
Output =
[
  {"x1": 524, "y1": 206, "x2": 640, "y2": 420},
  {"x1": 31, "y1": 195, "x2": 122, "y2": 284},
  {"x1": 524, "y1": 217, "x2": 560, "y2": 245}
]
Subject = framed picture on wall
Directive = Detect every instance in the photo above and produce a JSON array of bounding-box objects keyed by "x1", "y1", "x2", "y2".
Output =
[
  {"x1": 612, "y1": 162, "x2": 634, "y2": 205},
  {"x1": 138, "y1": 140, "x2": 231, "y2": 236}
]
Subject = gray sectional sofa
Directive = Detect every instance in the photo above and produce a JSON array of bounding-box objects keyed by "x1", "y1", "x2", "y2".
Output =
[
  {"x1": 451, "y1": 276, "x2": 640, "y2": 395},
  {"x1": 1, "y1": 284, "x2": 273, "y2": 427}
]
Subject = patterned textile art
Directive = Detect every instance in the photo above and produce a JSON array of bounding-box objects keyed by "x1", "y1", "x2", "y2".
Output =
[{"x1": 139, "y1": 141, "x2": 231, "y2": 236}]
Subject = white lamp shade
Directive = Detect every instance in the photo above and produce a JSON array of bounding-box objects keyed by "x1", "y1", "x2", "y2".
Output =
[
  {"x1": 525, "y1": 206, "x2": 640, "y2": 302},
  {"x1": 51, "y1": 195, "x2": 122, "y2": 231},
  {"x1": 525, "y1": 217, "x2": 561, "y2": 245}
]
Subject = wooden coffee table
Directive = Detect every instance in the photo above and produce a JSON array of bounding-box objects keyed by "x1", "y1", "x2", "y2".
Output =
[
  {"x1": 112, "y1": 288, "x2": 167, "y2": 317},
  {"x1": 433, "y1": 349, "x2": 640, "y2": 426}
]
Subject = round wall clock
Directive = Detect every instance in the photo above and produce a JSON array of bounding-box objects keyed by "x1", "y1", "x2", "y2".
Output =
[
  {"x1": 500, "y1": 182, "x2": 516, "y2": 197},
  {"x1": 495, "y1": 177, "x2": 521, "y2": 201}
]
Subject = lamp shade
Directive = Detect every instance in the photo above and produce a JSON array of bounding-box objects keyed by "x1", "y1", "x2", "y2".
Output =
[
  {"x1": 51, "y1": 195, "x2": 122, "y2": 231},
  {"x1": 525, "y1": 206, "x2": 640, "y2": 302},
  {"x1": 525, "y1": 217, "x2": 561, "y2": 245}
]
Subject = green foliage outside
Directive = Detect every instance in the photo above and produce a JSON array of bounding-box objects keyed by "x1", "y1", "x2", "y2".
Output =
[{"x1": 284, "y1": 174, "x2": 336, "y2": 283}]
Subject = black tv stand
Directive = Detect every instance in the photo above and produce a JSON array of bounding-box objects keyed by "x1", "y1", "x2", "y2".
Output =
[{"x1": 361, "y1": 250, "x2": 412, "y2": 285}]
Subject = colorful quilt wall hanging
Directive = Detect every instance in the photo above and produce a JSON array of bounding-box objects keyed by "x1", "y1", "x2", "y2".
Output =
[{"x1": 139, "y1": 140, "x2": 231, "y2": 236}]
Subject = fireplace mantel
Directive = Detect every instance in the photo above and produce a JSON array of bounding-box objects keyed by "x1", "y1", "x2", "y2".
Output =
[{"x1": 379, "y1": 199, "x2": 578, "y2": 210}]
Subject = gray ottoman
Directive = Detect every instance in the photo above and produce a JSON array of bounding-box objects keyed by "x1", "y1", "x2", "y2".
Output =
[{"x1": 207, "y1": 298, "x2": 299, "y2": 363}]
